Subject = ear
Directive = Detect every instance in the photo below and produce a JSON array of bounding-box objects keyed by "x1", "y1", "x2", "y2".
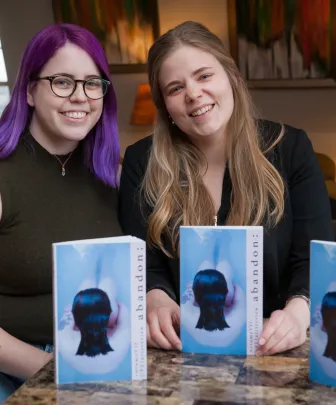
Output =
[{"x1": 27, "y1": 83, "x2": 35, "y2": 107}]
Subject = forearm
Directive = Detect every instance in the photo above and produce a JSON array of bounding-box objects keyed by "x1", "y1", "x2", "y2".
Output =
[
  {"x1": 285, "y1": 262, "x2": 310, "y2": 303},
  {"x1": 147, "y1": 271, "x2": 177, "y2": 302},
  {"x1": 0, "y1": 328, "x2": 52, "y2": 380}
]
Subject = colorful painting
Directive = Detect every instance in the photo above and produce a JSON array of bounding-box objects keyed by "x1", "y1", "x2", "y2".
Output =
[
  {"x1": 228, "y1": 0, "x2": 336, "y2": 87},
  {"x1": 52, "y1": 0, "x2": 159, "y2": 73}
]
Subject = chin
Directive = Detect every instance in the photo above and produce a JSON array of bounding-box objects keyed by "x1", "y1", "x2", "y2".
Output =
[
  {"x1": 194, "y1": 128, "x2": 222, "y2": 138},
  {"x1": 188, "y1": 121, "x2": 223, "y2": 138},
  {"x1": 59, "y1": 131, "x2": 90, "y2": 143},
  {"x1": 203, "y1": 124, "x2": 228, "y2": 139}
]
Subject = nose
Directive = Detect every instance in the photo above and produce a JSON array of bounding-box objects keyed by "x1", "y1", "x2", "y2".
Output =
[
  {"x1": 69, "y1": 82, "x2": 87, "y2": 103},
  {"x1": 185, "y1": 84, "x2": 202, "y2": 102}
]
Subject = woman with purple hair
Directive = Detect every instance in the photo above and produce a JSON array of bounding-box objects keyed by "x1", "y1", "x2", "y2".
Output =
[{"x1": 0, "y1": 23, "x2": 122, "y2": 401}]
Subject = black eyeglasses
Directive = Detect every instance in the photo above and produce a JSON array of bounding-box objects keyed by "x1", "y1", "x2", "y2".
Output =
[{"x1": 35, "y1": 75, "x2": 110, "y2": 100}]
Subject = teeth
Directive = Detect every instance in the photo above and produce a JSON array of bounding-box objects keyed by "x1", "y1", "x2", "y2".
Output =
[
  {"x1": 63, "y1": 112, "x2": 87, "y2": 119},
  {"x1": 191, "y1": 105, "x2": 213, "y2": 117}
]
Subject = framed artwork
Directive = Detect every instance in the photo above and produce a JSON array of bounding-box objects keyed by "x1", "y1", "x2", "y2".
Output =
[
  {"x1": 52, "y1": 0, "x2": 160, "y2": 74},
  {"x1": 227, "y1": 0, "x2": 336, "y2": 88}
]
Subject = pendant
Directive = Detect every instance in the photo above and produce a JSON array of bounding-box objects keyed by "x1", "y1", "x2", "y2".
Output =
[{"x1": 62, "y1": 166, "x2": 65, "y2": 176}]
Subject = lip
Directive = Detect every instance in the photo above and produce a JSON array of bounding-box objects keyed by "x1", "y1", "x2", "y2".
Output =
[
  {"x1": 60, "y1": 110, "x2": 90, "y2": 114},
  {"x1": 189, "y1": 104, "x2": 215, "y2": 118},
  {"x1": 189, "y1": 104, "x2": 214, "y2": 116},
  {"x1": 59, "y1": 111, "x2": 89, "y2": 123}
]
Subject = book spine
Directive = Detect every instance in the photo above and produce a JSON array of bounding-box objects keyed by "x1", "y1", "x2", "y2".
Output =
[
  {"x1": 130, "y1": 241, "x2": 147, "y2": 380},
  {"x1": 52, "y1": 244, "x2": 59, "y2": 384},
  {"x1": 246, "y1": 228, "x2": 263, "y2": 355}
]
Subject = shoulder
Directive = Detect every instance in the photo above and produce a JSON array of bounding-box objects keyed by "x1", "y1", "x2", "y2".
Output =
[
  {"x1": 0, "y1": 134, "x2": 32, "y2": 171},
  {"x1": 122, "y1": 135, "x2": 153, "y2": 173},
  {"x1": 0, "y1": 138, "x2": 35, "y2": 191},
  {"x1": 258, "y1": 118, "x2": 308, "y2": 148},
  {"x1": 0, "y1": 148, "x2": 19, "y2": 185},
  {"x1": 257, "y1": 119, "x2": 313, "y2": 171},
  {"x1": 0, "y1": 153, "x2": 19, "y2": 225},
  {"x1": 124, "y1": 135, "x2": 153, "y2": 159}
]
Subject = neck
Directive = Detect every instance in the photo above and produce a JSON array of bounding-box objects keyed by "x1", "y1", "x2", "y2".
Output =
[
  {"x1": 191, "y1": 132, "x2": 226, "y2": 169},
  {"x1": 29, "y1": 117, "x2": 79, "y2": 155}
]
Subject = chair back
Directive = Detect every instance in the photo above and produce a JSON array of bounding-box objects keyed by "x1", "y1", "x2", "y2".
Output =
[{"x1": 316, "y1": 153, "x2": 335, "y2": 181}]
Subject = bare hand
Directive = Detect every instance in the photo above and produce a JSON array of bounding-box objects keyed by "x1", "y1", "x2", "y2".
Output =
[
  {"x1": 146, "y1": 289, "x2": 181, "y2": 350},
  {"x1": 257, "y1": 298, "x2": 309, "y2": 356}
]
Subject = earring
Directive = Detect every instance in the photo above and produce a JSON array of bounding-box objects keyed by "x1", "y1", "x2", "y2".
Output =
[{"x1": 168, "y1": 115, "x2": 175, "y2": 125}]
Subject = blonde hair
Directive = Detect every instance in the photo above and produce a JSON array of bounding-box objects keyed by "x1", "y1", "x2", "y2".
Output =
[{"x1": 142, "y1": 21, "x2": 284, "y2": 256}]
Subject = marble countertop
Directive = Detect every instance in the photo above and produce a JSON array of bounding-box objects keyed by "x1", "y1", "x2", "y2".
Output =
[{"x1": 4, "y1": 340, "x2": 336, "y2": 405}]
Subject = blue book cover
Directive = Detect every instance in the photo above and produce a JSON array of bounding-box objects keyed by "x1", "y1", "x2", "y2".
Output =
[
  {"x1": 310, "y1": 240, "x2": 336, "y2": 387},
  {"x1": 180, "y1": 226, "x2": 263, "y2": 355},
  {"x1": 53, "y1": 236, "x2": 147, "y2": 384}
]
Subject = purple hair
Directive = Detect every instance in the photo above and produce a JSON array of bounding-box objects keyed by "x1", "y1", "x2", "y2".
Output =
[{"x1": 0, "y1": 24, "x2": 120, "y2": 188}]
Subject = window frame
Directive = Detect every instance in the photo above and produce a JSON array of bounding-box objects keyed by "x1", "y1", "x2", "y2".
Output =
[
  {"x1": 0, "y1": 38, "x2": 8, "y2": 84},
  {"x1": 0, "y1": 38, "x2": 10, "y2": 115}
]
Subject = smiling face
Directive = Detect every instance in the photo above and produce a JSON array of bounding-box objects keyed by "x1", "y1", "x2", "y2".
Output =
[
  {"x1": 159, "y1": 45, "x2": 234, "y2": 143},
  {"x1": 27, "y1": 42, "x2": 104, "y2": 153}
]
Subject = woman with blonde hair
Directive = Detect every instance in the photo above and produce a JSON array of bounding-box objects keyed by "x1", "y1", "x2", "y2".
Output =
[{"x1": 119, "y1": 21, "x2": 333, "y2": 355}]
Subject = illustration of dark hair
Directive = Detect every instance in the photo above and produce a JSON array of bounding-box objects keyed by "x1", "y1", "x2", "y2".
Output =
[
  {"x1": 321, "y1": 291, "x2": 336, "y2": 361},
  {"x1": 72, "y1": 288, "x2": 113, "y2": 357},
  {"x1": 192, "y1": 269, "x2": 230, "y2": 331}
]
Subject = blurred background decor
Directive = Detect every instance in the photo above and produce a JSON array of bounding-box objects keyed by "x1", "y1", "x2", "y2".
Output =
[
  {"x1": 228, "y1": 0, "x2": 336, "y2": 88},
  {"x1": 52, "y1": 0, "x2": 159, "y2": 73}
]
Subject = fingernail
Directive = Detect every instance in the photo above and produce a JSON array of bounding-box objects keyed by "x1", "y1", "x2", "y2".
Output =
[
  {"x1": 259, "y1": 338, "x2": 265, "y2": 346},
  {"x1": 177, "y1": 343, "x2": 182, "y2": 350},
  {"x1": 255, "y1": 350, "x2": 262, "y2": 357}
]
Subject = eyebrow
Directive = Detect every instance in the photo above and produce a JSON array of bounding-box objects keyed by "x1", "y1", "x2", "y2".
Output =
[
  {"x1": 51, "y1": 73, "x2": 101, "y2": 79},
  {"x1": 165, "y1": 66, "x2": 212, "y2": 90}
]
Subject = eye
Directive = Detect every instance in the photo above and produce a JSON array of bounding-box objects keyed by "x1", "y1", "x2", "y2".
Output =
[
  {"x1": 86, "y1": 79, "x2": 102, "y2": 89},
  {"x1": 199, "y1": 73, "x2": 212, "y2": 80},
  {"x1": 169, "y1": 85, "x2": 183, "y2": 95},
  {"x1": 53, "y1": 77, "x2": 74, "y2": 88}
]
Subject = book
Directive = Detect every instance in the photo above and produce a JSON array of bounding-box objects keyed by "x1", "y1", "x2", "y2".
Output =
[
  {"x1": 310, "y1": 240, "x2": 336, "y2": 387},
  {"x1": 180, "y1": 226, "x2": 263, "y2": 355},
  {"x1": 53, "y1": 236, "x2": 147, "y2": 384}
]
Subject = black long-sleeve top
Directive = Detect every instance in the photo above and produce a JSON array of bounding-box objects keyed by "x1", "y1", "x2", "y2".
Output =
[
  {"x1": 119, "y1": 120, "x2": 334, "y2": 317},
  {"x1": 0, "y1": 132, "x2": 123, "y2": 345}
]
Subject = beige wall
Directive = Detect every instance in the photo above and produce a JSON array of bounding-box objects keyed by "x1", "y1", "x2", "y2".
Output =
[
  {"x1": 1, "y1": 0, "x2": 336, "y2": 160},
  {"x1": 0, "y1": 0, "x2": 54, "y2": 89},
  {"x1": 159, "y1": 0, "x2": 229, "y2": 48}
]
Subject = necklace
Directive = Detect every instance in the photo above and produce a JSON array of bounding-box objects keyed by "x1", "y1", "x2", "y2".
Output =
[{"x1": 53, "y1": 151, "x2": 74, "y2": 176}]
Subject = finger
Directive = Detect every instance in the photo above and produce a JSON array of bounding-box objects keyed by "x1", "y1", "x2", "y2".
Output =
[
  {"x1": 147, "y1": 317, "x2": 163, "y2": 348},
  {"x1": 260, "y1": 318, "x2": 292, "y2": 355},
  {"x1": 159, "y1": 316, "x2": 182, "y2": 350},
  {"x1": 265, "y1": 329, "x2": 297, "y2": 355},
  {"x1": 147, "y1": 335, "x2": 160, "y2": 349},
  {"x1": 268, "y1": 324, "x2": 307, "y2": 356},
  {"x1": 148, "y1": 312, "x2": 174, "y2": 350},
  {"x1": 259, "y1": 311, "x2": 285, "y2": 347},
  {"x1": 147, "y1": 323, "x2": 160, "y2": 349}
]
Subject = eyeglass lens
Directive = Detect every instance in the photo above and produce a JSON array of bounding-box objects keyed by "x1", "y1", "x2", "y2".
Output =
[{"x1": 51, "y1": 76, "x2": 108, "y2": 99}]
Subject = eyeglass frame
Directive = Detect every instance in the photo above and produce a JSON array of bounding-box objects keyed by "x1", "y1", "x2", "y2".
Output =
[{"x1": 34, "y1": 75, "x2": 111, "y2": 100}]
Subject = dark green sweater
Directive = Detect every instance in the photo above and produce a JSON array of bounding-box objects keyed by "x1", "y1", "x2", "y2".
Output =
[{"x1": 0, "y1": 133, "x2": 122, "y2": 345}]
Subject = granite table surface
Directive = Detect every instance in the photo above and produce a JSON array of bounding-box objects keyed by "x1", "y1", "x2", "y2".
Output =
[{"x1": 4, "y1": 339, "x2": 336, "y2": 405}]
